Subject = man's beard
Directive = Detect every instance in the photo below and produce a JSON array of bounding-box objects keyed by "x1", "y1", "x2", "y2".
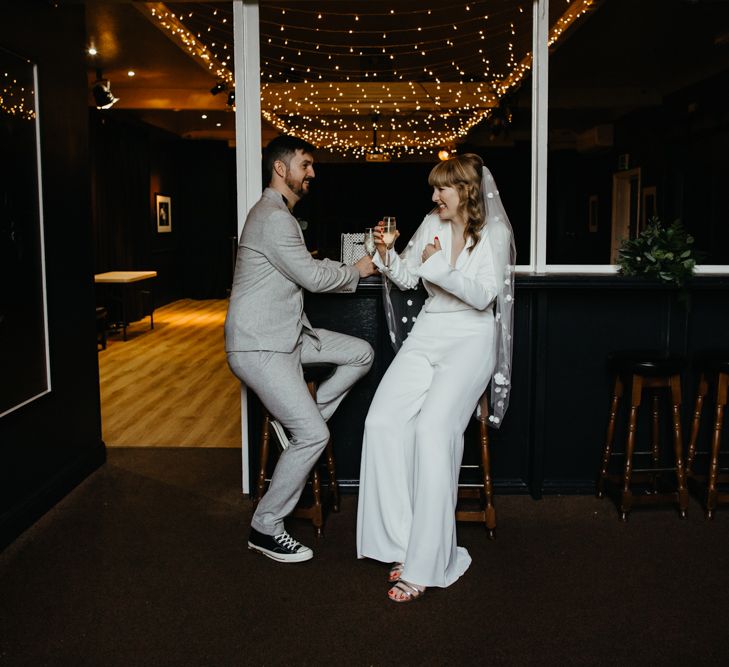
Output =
[{"x1": 286, "y1": 174, "x2": 311, "y2": 198}]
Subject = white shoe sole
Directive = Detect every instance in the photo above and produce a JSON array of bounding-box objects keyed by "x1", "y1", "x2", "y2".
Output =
[
  {"x1": 269, "y1": 420, "x2": 290, "y2": 451},
  {"x1": 247, "y1": 541, "x2": 313, "y2": 563}
]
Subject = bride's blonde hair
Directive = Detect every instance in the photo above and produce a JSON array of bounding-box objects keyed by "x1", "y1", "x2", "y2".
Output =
[{"x1": 428, "y1": 153, "x2": 485, "y2": 252}]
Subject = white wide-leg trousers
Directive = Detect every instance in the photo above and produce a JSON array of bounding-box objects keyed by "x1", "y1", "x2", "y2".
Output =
[{"x1": 357, "y1": 309, "x2": 495, "y2": 588}]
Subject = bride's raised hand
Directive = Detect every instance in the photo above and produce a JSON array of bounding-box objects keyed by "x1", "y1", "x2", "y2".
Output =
[{"x1": 422, "y1": 236, "x2": 441, "y2": 262}]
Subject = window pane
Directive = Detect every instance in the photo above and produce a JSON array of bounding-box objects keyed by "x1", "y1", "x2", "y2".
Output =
[
  {"x1": 258, "y1": 1, "x2": 534, "y2": 264},
  {"x1": 547, "y1": 0, "x2": 729, "y2": 265}
]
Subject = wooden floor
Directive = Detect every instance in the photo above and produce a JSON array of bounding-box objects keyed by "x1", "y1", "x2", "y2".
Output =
[{"x1": 98, "y1": 299, "x2": 241, "y2": 447}]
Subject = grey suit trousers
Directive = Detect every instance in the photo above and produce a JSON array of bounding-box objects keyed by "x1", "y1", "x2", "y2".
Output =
[{"x1": 227, "y1": 328, "x2": 373, "y2": 536}]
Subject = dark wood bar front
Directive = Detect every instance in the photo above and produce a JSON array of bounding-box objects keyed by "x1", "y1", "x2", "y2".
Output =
[{"x1": 247, "y1": 275, "x2": 729, "y2": 496}]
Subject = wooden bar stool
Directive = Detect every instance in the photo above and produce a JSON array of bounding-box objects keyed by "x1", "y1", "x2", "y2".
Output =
[
  {"x1": 597, "y1": 351, "x2": 689, "y2": 521},
  {"x1": 457, "y1": 393, "x2": 496, "y2": 539},
  {"x1": 253, "y1": 362, "x2": 340, "y2": 537},
  {"x1": 686, "y1": 352, "x2": 729, "y2": 518},
  {"x1": 95, "y1": 306, "x2": 108, "y2": 350}
]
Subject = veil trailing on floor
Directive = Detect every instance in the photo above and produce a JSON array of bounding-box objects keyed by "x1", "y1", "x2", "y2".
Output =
[{"x1": 382, "y1": 165, "x2": 516, "y2": 428}]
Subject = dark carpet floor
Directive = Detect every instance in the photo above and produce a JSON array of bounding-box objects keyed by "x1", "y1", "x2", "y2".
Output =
[{"x1": 1, "y1": 448, "x2": 727, "y2": 666}]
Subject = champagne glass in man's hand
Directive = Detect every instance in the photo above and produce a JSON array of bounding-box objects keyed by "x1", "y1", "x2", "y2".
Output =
[{"x1": 364, "y1": 227, "x2": 377, "y2": 257}]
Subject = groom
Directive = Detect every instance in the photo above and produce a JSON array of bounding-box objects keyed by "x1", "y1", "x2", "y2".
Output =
[{"x1": 225, "y1": 134, "x2": 377, "y2": 563}]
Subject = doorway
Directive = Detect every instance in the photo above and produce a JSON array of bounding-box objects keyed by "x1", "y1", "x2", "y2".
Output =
[
  {"x1": 88, "y1": 2, "x2": 241, "y2": 450},
  {"x1": 610, "y1": 167, "x2": 641, "y2": 263}
]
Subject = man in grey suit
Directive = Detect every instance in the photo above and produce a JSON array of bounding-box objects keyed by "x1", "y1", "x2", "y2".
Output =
[{"x1": 226, "y1": 135, "x2": 377, "y2": 563}]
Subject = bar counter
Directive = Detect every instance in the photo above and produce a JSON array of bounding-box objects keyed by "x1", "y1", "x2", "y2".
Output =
[{"x1": 248, "y1": 274, "x2": 729, "y2": 497}]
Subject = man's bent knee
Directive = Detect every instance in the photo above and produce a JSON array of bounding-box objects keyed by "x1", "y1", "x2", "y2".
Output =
[{"x1": 291, "y1": 423, "x2": 330, "y2": 451}]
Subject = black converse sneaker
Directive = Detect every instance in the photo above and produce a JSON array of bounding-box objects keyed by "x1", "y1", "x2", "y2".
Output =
[{"x1": 247, "y1": 528, "x2": 313, "y2": 563}]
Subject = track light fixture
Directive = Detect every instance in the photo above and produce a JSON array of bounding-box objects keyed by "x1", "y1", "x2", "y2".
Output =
[{"x1": 91, "y1": 69, "x2": 118, "y2": 110}]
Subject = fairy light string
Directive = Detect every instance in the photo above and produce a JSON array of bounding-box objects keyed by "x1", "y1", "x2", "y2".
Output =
[
  {"x1": 143, "y1": 0, "x2": 595, "y2": 157},
  {"x1": 0, "y1": 71, "x2": 36, "y2": 121}
]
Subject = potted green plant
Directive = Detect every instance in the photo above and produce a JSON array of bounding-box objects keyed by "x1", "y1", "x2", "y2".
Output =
[{"x1": 617, "y1": 217, "x2": 700, "y2": 287}]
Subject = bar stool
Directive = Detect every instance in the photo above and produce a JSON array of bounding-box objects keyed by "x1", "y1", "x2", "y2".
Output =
[
  {"x1": 253, "y1": 363, "x2": 340, "y2": 537},
  {"x1": 95, "y1": 306, "x2": 107, "y2": 350},
  {"x1": 456, "y1": 392, "x2": 496, "y2": 539},
  {"x1": 686, "y1": 352, "x2": 729, "y2": 518},
  {"x1": 597, "y1": 351, "x2": 689, "y2": 521}
]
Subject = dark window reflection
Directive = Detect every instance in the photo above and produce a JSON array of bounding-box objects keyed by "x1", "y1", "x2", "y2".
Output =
[{"x1": 547, "y1": 0, "x2": 729, "y2": 265}]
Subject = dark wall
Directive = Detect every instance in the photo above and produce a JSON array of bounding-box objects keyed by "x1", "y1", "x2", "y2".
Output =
[
  {"x1": 0, "y1": 2, "x2": 104, "y2": 549},
  {"x1": 90, "y1": 113, "x2": 237, "y2": 311}
]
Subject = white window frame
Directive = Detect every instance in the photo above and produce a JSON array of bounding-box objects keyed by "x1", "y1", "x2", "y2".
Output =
[{"x1": 234, "y1": 0, "x2": 262, "y2": 494}]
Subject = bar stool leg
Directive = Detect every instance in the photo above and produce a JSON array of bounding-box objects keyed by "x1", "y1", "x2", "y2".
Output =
[
  {"x1": 310, "y1": 466, "x2": 324, "y2": 538},
  {"x1": 650, "y1": 392, "x2": 661, "y2": 493},
  {"x1": 598, "y1": 375, "x2": 623, "y2": 498},
  {"x1": 479, "y1": 418, "x2": 496, "y2": 540},
  {"x1": 255, "y1": 412, "x2": 271, "y2": 505},
  {"x1": 669, "y1": 375, "x2": 689, "y2": 518},
  {"x1": 620, "y1": 375, "x2": 642, "y2": 521},
  {"x1": 305, "y1": 379, "x2": 326, "y2": 536},
  {"x1": 687, "y1": 373, "x2": 708, "y2": 476},
  {"x1": 324, "y1": 438, "x2": 340, "y2": 512},
  {"x1": 706, "y1": 372, "x2": 728, "y2": 519}
]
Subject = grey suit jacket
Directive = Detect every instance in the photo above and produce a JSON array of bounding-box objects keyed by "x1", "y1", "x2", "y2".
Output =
[{"x1": 225, "y1": 187, "x2": 360, "y2": 353}]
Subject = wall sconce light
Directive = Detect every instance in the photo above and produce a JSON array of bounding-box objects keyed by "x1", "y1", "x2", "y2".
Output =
[{"x1": 92, "y1": 69, "x2": 118, "y2": 110}]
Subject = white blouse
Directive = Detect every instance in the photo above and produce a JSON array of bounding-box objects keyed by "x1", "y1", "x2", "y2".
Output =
[{"x1": 374, "y1": 213, "x2": 499, "y2": 313}]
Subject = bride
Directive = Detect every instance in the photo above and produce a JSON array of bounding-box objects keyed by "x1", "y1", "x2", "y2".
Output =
[{"x1": 356, "y1": 153, "x2": 515, "y2": 603}]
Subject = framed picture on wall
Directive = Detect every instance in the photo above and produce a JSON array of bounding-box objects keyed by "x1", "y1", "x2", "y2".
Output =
[{"x1": 156, "y1": 194, "x2": 172, "y2": 233}]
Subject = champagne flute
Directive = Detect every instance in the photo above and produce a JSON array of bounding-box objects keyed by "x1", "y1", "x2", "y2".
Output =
[
  {"x1": 381, "y1": 217, "x2": 397, "y2": 266},
  {"x1": 364, "y1": 227, "x2": 376, "y2": 257}
]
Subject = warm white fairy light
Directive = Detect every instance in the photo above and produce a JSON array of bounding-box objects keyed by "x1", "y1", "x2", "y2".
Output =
[
  {"x1": 0, "y1": 72, "x2": 36, "y2": 121},
  {"x1": 143, "y1": 2, "x2": 234, "y2": 85},
  {"x1": 152, "y1": 0, "x2": 594, "y2": 156}
]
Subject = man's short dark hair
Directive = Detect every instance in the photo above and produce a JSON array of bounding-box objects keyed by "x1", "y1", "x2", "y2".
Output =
[{"x1": 263, "y1": 135, "x2": 316, "y2": 182}]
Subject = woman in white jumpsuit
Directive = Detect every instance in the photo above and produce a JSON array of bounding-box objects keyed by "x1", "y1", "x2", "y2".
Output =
[{"x1": 356, "y1": 154, "x2": 515, "y2": 602}]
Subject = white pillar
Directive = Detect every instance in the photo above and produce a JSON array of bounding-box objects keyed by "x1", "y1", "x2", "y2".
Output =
[
  {"x1": 531, "y1": 0, "x2": 549, "y2": 273},
  {"x1": 233, "y1": 0, "x2": 262, "y2": 494}
]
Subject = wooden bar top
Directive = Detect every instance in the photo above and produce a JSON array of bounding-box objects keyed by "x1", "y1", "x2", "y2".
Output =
[{"x1": 94, "y1": 271, "x2": 157, "y2": 283}]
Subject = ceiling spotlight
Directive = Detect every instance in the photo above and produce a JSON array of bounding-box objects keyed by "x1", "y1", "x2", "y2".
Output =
[
  {"x1": 210, "y1": 81, "x2": 227, "y2": 96},
  {"x1": 92, "y1": 69, "x2": 119, "y2": 110}
]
